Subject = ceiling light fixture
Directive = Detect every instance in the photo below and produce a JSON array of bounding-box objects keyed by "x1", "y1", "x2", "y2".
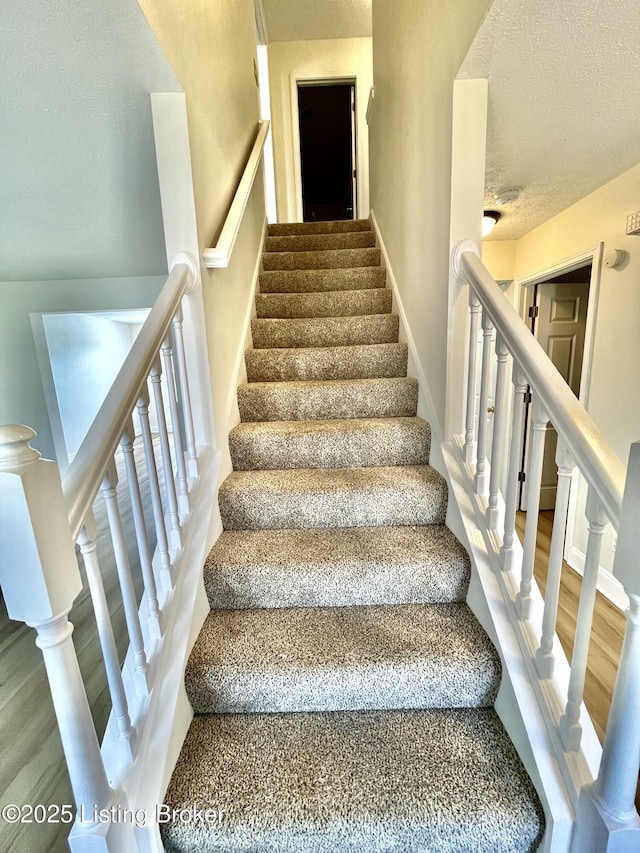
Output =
[{"x1": 482, "y1": 210, "x2": 501, "y2": 237}]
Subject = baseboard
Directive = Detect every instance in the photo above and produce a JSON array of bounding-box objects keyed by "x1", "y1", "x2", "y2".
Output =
[
  {"x1": 566, "y1": 545, "x2": 628, "y2": 612},
  {"x1": 369, "y1": 210, "x2": 443, "y2": 444}
]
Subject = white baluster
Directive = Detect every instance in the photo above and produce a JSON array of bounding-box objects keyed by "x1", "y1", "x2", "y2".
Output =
[
  {"x1": 160, "y1": 336, "x2": 190, "y2": 516},
  {"x1": 0, "y1": 425, "x2": 135, "y2": 850},
  {"x1": 77, "y1": 514, "x2": 137, "y2": 760},
  {"x1": 120, "y1": 420, "x2": 163, "y2": 640},
  {"x1": 500, "y1": 365, "x2": 528, "y2": 572},
  {"x1": 559, "y1": 488, "x2": 607, "y2": 751},
  {"x1": 172, "y1": 306, "x2": 198, "y2": 478},
  {"x1": 571, "y1": 442, "x2": 640, "y2": 850},
  {"x1": 136, "y1": 388, "x2": 173, "y2": 591},
  {"x1": 535, "y1": 440, "x2": 575, "y2": 679},
  {"x1": 474, "y1": 309, "x2": 494, "y2": 495},
  {"x1": 486, "y1": 333, "x2": 509, "y2": 529},
  {"x1": 101, "y1": 463, "x2": 150, "y2": 696},
  {"x1": 516, "y1": 396, "x2": 548, "y2": 620},
  {"x1": 149, "y1": 360, "x2": 182, "y2": 550},
  {"x1": 464, "y1": 291, "x2": 481, "y2": 464}
]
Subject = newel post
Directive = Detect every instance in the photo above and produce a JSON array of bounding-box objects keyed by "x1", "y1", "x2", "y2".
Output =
[
  {"x1": 571, "y1": 441, "x2": 640, "y2": 852},
  {"x1": 0, "y1": 425, "x2": 135, "y2": 851}
]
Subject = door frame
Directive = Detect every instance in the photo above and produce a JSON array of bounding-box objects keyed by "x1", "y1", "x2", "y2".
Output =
[
  {"x1": 290, "y1": 75, "x2": 358, "y2": 222},
  {"x1": 515, "y1": 243, "x2": 605, "y2": 581}
]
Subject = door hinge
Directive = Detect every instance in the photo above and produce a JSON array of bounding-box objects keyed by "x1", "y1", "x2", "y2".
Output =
[
  {"x1": 523, "y1": 391, "x2": 532, "y2": 405},
  {"x1": 518, "y1": 471, "x2": 526, "y2": 483},
  {"x1": 352, "y1": 101, "x2": 356, "y2": 112},
  {"x1": 353, "y1": 169, "x2": 357, "y2": 178},
  {"x1": 528, "y1": 305, "x2": 539, "y2": 318}
]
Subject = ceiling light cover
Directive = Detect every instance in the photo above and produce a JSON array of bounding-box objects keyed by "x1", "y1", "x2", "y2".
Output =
[{"x1": 482, "y1": 211, "x2": 501, "y2": 237}]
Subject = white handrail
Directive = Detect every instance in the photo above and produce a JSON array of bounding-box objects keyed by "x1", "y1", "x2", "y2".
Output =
[
  {"x1": 456, "y1": 246, "x2": 625, "y2": 526},
  {"x1": 202, "y1": 119, "x2": 270, "y2": 269},
  {"x1": 63, "y1": 261, "x2": 193, "y2": 540}
]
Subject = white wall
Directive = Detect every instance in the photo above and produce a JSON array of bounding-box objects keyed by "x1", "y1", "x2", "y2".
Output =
[
  {"x1": 1, "y1": 0, "x2": 179, "y2": 282},
  {"x1": 268, "y1": 37, "x2": 373, "y2": 222},
  {"x1": 369, "y1": 0, "x2": 492, "y2": 443}
]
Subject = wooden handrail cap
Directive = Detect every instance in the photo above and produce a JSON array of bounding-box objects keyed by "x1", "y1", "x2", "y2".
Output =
[{"x1": 0, "y1": 424, "x2": 41, "y2": 473}]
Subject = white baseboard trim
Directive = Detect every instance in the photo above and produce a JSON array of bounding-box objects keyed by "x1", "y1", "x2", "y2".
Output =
[
  {"x1": 566, "y1": 545, "x2": 628, "y2": 612},
  {"x1": 369, "y1": 210, "x2": 443, "y2": 442}
]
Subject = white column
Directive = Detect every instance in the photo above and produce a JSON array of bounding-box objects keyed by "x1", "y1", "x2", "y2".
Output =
[
  {"x1": 172, "y1": 307, "x2": 198, "y2": 478},
  {"x1": 486, "y1": 333, "x2": 509, "y2": 529},
  {"x1": 119, "y1": 421, "x2": 163, "y2": 640},
  {"x1": 160, "y1": 337, "x2": 190, "y2": 516},
  {"x1": 560, "y1": 488, "x2": 607, "y2": 751},
  {"x1": 516, "y1": 396, "x2": 548, "y2": 620},
  {"x1": 500, "y1": 364, "x2": 528, "y2": 572},
  {"x1": 136, "y1": 388, "x2": 173, "y2": 591},
  {"x1": 464, "y1": 292, "x2": 481, "y2": 464},
  {"x1": 77, "y1": 515, "x2": 137, "y2": 760},
  {"x1": 474, "y1": 309, "x2": 494, "y2": 495},
  {"x1": 535, "y1": 439, "x2": 575, "y2": 679},
  {"x1": 101, "y1": 464, "x2": 150, "y2": 696},
  {"x1": 149, "y1": 359, "x2": 182, "y2": 550}
]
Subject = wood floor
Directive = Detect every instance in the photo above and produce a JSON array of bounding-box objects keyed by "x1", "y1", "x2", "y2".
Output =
[{"x1": 515, "y1": 510, "x2": 625, "y2": 744}]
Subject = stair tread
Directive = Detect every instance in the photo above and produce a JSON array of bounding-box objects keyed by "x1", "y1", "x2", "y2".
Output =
[
  {"x1": 265, "y1": 231, "x2": 376, "y2": 252},
  {"x1": 229, "y1": 416, "x2": 430, "y2": 470},
  {"x1": 255, "y1": 287, "x2": 391, "y2": 318},
  {"x1": 268, "y1": 218, "x2": 372, "y2": 236},
  {"x1": 262, "y1": 246, "x2": 381, "y2": 271},
  {"x1": 186, "y1": 602, "x2": 501, "y2": 713},
  {"x1": 161, "y1": 707, "x2": 544, "y2": 853},
  {"x1": 251, "y1": 314, "x2": 399, "y2": 348},
  {"x1": 259, "y1": 266, "x2": 386, "y2": 294},
  {"x1": 237, "y1": 376, "x2": 419, "y2": 422},
  {"x1": 245, "y1": 341, "x2": 408, "y2": 383},
  {"x1": 218, "y1": 464, "x2": 448, "y2": 530},
  {"x1": 204, "y1": 524, "x2": 470, "y2": 609}
]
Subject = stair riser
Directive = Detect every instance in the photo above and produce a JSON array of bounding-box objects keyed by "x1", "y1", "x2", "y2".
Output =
[
  {"x1": 268, "y1": 218, "x2": 372, "y2": 236},
  {"x1": 218, "y1": 471, "x2": 448, "y2": 531},
  {"x1": 255, "y1": 288, "x2": 391, "y2": 318},
  {"x1": 237, "y1": 378, "x2": 419, "y2": 422},
  {"x1": 259, "y1": 267, "x2": 386, "y2": 294},
  {"x1": 265, "y1": 232, "x2": 376, "y2": 252},
  {"x1": 229, "y1": 420, "x2": 430, "y2": 470},
  {"x1": 251, "y1": 315, "x2": 399, "y2": 349},
  {"x1": 262, "y1": 247, "x2": 381, "y2": 271}
]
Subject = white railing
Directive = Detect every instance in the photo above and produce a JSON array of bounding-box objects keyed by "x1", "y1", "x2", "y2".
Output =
[
  {"x1": 0, "y1": 252, "x2": 218, "y2": 852},
  {"x1": 451, "y1": 241, "x2": 640, "y2": 851},
  {"x1": 202, "y1": 119, "x2": 270, "y2": 269}
]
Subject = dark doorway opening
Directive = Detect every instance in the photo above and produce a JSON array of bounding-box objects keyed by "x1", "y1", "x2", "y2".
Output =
[{"x1": 297, "y1": 82, "x2": 356, "y2": 222}]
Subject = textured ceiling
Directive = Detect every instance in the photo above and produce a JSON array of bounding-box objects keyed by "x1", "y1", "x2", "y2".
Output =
[
  {"x1": 458, "y1": 0, "x2": 640, "y2": 240},
  {"x1": 262, "y1": 0, "x2": 372, "y2": 42}
]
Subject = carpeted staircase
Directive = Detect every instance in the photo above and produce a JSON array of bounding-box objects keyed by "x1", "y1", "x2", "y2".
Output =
[{"x1": 161, "y1": 219, "x2": 545, "y2": 852}]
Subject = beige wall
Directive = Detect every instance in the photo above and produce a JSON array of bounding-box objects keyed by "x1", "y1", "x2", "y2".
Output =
[
  {"x1": 369, "y1": 0, "x2": 492, "y2": 439},
  {"x1": 268, "y1": 37, "x2": 373, "y2": 222},
  {"x1": 138, "y1": 0, "x2": 267, "y2": 453}
]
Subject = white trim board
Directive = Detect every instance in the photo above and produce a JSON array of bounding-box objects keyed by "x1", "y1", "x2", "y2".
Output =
[{"x1": 370, "y1": 210, "x2": 443, "y2": 442}]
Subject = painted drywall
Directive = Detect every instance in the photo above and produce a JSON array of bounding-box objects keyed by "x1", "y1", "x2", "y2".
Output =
[
  {"x1": 369, "y1": 0, "x2": 492, "y2": 443},
  {"x1": 138, "y1": 0, "x2": 266, "y2": 454},
  {"x1": 267, "y1": 37, "x2": 373, "y2": 221},
  {"x1": 1, "y1": 0, "x2": 179, "y2": 282},
  {"x1": 0, "y1": 277, "x2": 165, "y2": 460},
  {"x1": 482, "y1": 240, "x2": 517, "y2": 283}
]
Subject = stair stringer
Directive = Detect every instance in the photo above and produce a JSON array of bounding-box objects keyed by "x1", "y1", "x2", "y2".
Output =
[{"x1": 370, "y1": 211, "x2": 596, "y2": 853}]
